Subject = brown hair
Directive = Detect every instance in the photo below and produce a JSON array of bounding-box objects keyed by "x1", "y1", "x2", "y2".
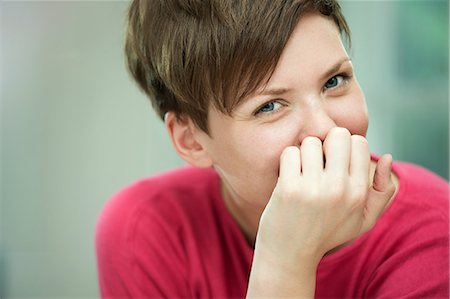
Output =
[{"x1": 125, "y1": 0, "x2": 350, "y2": 133}]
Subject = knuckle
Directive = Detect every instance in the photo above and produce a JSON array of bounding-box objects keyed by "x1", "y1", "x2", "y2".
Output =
[
  {"x1": 325, "y1": 180, "x2": 346, "y2": 203},
  {"x1": 332, "y1": 127, "x2": 351, "y2": 137},
  {"x1": 348, "y1": 180, "x2": 368, "y2": 204},
  {"x1": 276, "y1": 181, "x2": 300, "y2": 201},
  {"x1": 354, "y1": 185, "x2": 368, "y2": 200},
  {"x1": 281, "y1": 146, "x2": 300, "y2": 160},
  {"x1": 283, "y1": 146, "x2": 300, "y2": 155},
  {"x1": 351, "y1": 134, "x2": 368, "y2": 145},
  {"x1": 302, "y1": 136, "x2": 322, "y2": 147},
  {"x1": 351, "y1": 135, "x2": 369, "y2": 150},
  {"x1": 292, "y1": 179, "x2": 320, "y2": 201},
  {"x1": 306, "y1": 185, "x2": 321, "y2": 200},
  {"x1": 352, "y1": 179, "x2": 369, "y2": 195}
]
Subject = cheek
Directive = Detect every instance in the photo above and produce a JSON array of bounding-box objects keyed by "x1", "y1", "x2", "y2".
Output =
[
  {"x1": 212, "y1": 124, "x2": 287, "y2": 178},
  {"x1": 213, "y1": 128, "x2": 287, "y2": 205},
  {"x1": 223, "y1": 125, "x2": 295, "y2": 194},
  {"x1": 238, "y1": 127, "x2": 289, "y2": 173},
  {"x1": 341, "y1": 107, "x2": 368, "y2": 136},
  {"x1": 334, "y1": 92, "x2": 369, "y2": 137}
]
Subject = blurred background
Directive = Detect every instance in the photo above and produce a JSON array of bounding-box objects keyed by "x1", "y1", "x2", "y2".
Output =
[{"x1": 0, "y1": 0, "x2": 448, "y2": 298}]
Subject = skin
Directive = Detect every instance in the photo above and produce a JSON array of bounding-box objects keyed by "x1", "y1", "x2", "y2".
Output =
[{"x1": 166, "y1": 12, "x2": 398, "y2": 297}]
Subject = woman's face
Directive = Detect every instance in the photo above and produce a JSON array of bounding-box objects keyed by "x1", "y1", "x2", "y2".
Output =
[{"x1": 196, "y1": 12, "x2": 368, "y2": 209}]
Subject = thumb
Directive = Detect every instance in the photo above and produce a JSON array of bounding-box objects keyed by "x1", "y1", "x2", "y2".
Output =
[
  {"x1": 372, "y1": 154, "x2": 393, "y2": 192},
  {"x1": 362, "y1": 154, "x2": 396, "y2": 232}
]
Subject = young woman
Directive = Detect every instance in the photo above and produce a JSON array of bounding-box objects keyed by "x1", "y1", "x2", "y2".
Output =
[{"x1": 96, "y1": 1, "x2": 449, "y2": 297}]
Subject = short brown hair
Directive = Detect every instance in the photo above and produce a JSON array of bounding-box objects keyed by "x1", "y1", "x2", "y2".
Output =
[{"x1": 125, "y1": 0, "x2": 350, "y2": 133}]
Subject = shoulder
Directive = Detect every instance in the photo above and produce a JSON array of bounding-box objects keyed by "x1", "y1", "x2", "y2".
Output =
[
  {"x1": 394, "y1": 160, "x2": 448, "y2": 191},
  {"x1": 372, "y1": 159, "x2": 449, "y2": 242},
  {"x1": 364, "y1": 161, "x2": 449, "y2": 298},
  {"x1": 97, "y1": 165, "x2": 220, "y2": 222},
  {"x1": 95, "y1": 167, "x2": 221, "y2": 296},
  {"x1": 392, "y1": 160, "x2": 448, "y2": 216},
  {"x1": 110, "y1": 165, "x2": 219, "y2": 204},
  {"x1": 95, "y1": 166, "x2": 221, "y2": 251}
]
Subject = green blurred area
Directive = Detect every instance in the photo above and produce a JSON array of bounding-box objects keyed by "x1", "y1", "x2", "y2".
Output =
[
  {"x1": 1, "y1": 1, "x2": 448, "y2": 298},
  {"x1": 397, "y1": 2, "x2": 448, "y2": 81},
  {"x1": 342, "y1": 0, "x2": 448, "y2": 180}
]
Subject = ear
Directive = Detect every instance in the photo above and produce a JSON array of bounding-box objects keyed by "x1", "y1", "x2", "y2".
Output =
[{"x1": 164, "y1": 112, "x2": 213, "y2": 168}]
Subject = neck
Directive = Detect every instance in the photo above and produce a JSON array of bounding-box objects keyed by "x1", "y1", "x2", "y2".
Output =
[{"x1": 220, "y1": 179, "x2": 262, "y2": 248}]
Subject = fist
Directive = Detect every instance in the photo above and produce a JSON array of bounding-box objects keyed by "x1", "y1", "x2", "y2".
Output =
[{"x1": 256, "y1": 127, "x2": 396, "y2": 265}]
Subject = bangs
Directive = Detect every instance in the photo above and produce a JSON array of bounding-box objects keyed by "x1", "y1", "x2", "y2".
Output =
[{"x1": 125, "y1": 0, "x2": 350, "y2": 132}]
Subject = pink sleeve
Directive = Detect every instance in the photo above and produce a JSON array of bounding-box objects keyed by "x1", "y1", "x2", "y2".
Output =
[{"x1": 95, "y1": 189, "x2": 190, "y2": 298}]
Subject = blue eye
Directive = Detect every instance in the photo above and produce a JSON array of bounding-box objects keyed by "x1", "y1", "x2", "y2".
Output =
[
  {"x1": 254, "y1": 101, "x2": 283, "y2": 116},
  {"x1": 259, "y1": 102, "x2": 275, "y2": 113},
  {"x1": 325, "y1": 76, "x2": 341, "y2": 89},
  {"x1": 324, "y1": 73, "x2": 353, "y2": 91}
]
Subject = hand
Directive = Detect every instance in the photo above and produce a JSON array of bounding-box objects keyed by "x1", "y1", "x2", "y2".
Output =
[{"x1": 255, "y1": 127, "x2": 396, "y2": 269}]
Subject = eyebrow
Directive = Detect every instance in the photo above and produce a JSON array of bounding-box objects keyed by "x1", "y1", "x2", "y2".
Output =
[
  {"x1": 259, "y1": 57, "x2": 351, "y2": 96},
  {"x1": 260, "y1": 87, "x2": 290, "y2": 96},
  {"x1": 320, "y1": 57, "x2": 351, "y2": 82}
]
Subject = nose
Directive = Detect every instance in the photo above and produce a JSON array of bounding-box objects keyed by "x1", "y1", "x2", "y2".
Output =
[{"x1": 298, "y1": 106, "x2": 336, "y2": 143}]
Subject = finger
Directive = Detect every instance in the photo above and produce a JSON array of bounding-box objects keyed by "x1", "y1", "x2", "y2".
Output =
[
  {"x1": 372, "y1": 154, "x2": 393, "y2": 193},
  {"x1": 300, "y1": 136, "x2": 323, "y2": 176},
  {"x1": 362, "y1": 154, "x2": 395, "y2": 231},
  {"x1": 349, "y1": 135, "x2": 370, "y2": 182},
  {"x1": 323, "y1": 127, "x2": 351, "y2": 175},
  {"x1": 279, "y1": 146, "x2": 301, "y2": 180}
]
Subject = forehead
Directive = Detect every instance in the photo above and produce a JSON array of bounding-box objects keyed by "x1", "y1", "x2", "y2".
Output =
[
  {"x1": 262, "y1": 12, "x2": 346, "y2": 91},
  {"x1": 208, "y1": 12, "x2": 348, "y2": 120}
]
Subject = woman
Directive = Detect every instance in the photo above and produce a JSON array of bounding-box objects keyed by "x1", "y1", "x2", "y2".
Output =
[{"x1": 96, "y1": 1, "x2": 449, "y2": 297}]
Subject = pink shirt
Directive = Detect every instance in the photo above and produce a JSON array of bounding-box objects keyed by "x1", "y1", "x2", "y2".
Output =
[{"x1": 96, "y1": 157, "x2": 449, "y2": 298}]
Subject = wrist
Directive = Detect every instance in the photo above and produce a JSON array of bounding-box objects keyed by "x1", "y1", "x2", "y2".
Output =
[{"x1": 246, "y1": 243, "x2": 320, "y2": 298}]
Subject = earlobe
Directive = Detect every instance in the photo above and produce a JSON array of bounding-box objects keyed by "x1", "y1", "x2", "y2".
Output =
[{"x1": 165, "y1": 112, "x2": 213, "y2": 168}]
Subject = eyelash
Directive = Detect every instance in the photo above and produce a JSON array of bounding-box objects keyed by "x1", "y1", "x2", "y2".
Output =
[
  {"x1": 254, "y1": 100, "x2": 285, "y2": 117},
  {"x1": 253, "y1": 72, "x2": 353, "y2": 117},
  {"x1": 323, "y1": 72, "x2": 353, "y2": 91}
]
